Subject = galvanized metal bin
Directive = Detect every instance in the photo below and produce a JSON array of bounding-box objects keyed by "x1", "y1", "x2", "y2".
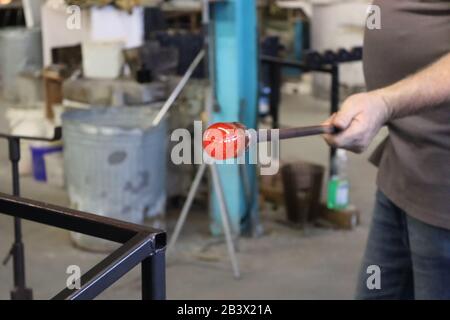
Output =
[
  {"x1": 62, "y1": 107, "x2": 167, "y2": 251},
  {"x1": 0, "y1": 27, "x2": 43, "y2": 101}
]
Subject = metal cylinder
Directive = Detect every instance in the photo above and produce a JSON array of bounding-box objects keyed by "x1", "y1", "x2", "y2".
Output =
[
  {"x1": 0, "y1": 27, "x2": 43, "y2": 101},
  {"x1": 62, "y1": 107, "x2": 167, "y2": 252},
  {"x1": 311, "y1": 1, "x2": 368, "y2": 98}
]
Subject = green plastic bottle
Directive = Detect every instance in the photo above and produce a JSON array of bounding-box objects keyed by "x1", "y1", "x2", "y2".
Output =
[{"x1": 327, "y1": 149, "x2": 350, "y2": 210}]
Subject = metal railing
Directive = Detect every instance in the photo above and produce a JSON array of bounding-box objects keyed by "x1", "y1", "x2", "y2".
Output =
[{"x1": 0, "y1": 192, "x2": 166, "y2": 300}]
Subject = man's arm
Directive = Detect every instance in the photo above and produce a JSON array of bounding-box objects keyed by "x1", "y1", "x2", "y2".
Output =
[{"x1": 323, "y1": 53, "x2": 450, "y2": 153}]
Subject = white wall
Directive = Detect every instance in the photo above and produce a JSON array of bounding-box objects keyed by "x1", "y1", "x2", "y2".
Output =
[
  {"x1": 41, "y1": 0, "x2": 85, "y2": 66},
  {"x1": 311, "y1": 0, "x2": 371, "y2": 96}
]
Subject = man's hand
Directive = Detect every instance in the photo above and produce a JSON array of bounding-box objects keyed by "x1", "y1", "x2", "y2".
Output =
[
  {"x1": 323, "y1": 53, "x2": 450, "y2": 154},
  {"x1": 323, "y1": 91, "x2": 390, "y2": 153}
]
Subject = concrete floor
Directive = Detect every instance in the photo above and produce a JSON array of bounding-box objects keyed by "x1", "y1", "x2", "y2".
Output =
[{"x1": 0, "y1": 91, "x2": 387, "y2": 300}]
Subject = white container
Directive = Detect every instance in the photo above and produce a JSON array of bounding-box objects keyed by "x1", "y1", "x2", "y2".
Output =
[
  {"x1": 82, "y1": 41, "x2": 124, "y2": 79},
  {"x1": 44, "y1": 152, "x2": 65, "y2": 188},
  {"x1": 6, "y1": 107, "x2": 50, "y2": 175},
  {"x1": 310, "y1": 0, "x2": 370, "y2": 98},
  {"x1": 89, "y1": 6, "x2": 144, "y2": 49},
  {"x1": 0, "y1": 27, "x2": 43, "y2": 100}
]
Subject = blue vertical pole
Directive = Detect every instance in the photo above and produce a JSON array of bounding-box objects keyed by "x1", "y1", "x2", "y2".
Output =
[{"x1": 210, "y1": 0, "x2": 259, "y2": 235}]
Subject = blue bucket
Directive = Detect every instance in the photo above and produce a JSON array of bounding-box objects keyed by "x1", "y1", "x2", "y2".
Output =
[{"x1": 30, "y1": 145, "x2": 63, "y2": 182}]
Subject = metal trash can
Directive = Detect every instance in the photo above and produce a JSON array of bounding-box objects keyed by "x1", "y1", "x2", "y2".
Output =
[
  {"x1": 282, "y1": 162, "x2": 325, "y2": 228},
  {"x1": 0, "y1": 27, "x2": 43, "y2": 101},
  {"x1": 62, "y1": 107, "x2": 167, "y2": 252}
]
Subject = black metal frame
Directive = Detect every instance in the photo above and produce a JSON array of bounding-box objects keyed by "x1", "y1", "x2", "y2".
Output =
[
  {"x1": 260, "y1": 55, "x2": 340, "y2": 176},
  {"x1": 1, "y1": 126, "x2": 166, "y2": 300},
  {"x1": 260, "y1": 55, "x2": 339, "y2": 129},
  {"x1": 0, "y1": 192, "x2": 166, "y2": 300},
  {"x1": 0, "y1": 127, "x2": 62, "y2": 300}
]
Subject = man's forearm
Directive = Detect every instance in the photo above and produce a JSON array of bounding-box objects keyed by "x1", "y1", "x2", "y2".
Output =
[{"x1": 375, "y1": 52, "x2": 450, "y2": 120}]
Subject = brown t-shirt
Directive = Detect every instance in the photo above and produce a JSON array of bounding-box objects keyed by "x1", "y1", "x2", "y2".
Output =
[{"x1": 364, "y1": 0, "x2": 450, "y2": 228}]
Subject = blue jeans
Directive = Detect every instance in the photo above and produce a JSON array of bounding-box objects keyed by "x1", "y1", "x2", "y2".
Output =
[{"x1": 355, "y1": 190, "x2": 450, "y2": 300}]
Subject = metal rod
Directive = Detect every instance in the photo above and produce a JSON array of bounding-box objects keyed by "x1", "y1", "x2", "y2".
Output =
[
  {"x1": 0, "y1": 127, "x2": 62, "y2": 141},
  {"x1": 153, "y1": 49, "x2": 206, "y2": 127},
  {"x1": 6, "y1": 138, "x2": 32, "y2": 300},
  {"x1": 0, "y1": 192, "x2": 164, "y2": 244},
  {"x1": 0, "y1": 128, "x2": 61, "y2": 300},
  {"x1": 210, "y1": 163, "x2": 241, "y2": 279},
  {"x1": 257, "y1": 125, "x2": 338, "y2": 143},
  {"x1": 261, "y1": 55, "x2": 333, "y2": 73},
  {"x1": 142, "y1": 250, "x2": 166, "y2": 300},
  {"x1": 268, "y1": 58, "x2": 282, "y2": 129},
  {"x1": 330, "y1": 64, "x2": 340, "y2": 177},
  {"x1": 167, "y1": 162, "x2": 207, "y2": 255}
]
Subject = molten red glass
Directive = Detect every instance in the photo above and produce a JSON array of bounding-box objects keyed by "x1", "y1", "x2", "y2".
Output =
[{"x1": 203, "y1": 122, "x2": 248, "y2": 160}]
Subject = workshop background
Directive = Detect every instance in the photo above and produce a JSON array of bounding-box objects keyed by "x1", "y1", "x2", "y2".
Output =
[{"x1": 0, "y1": 0, "x2": 387, "y2": 299}]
